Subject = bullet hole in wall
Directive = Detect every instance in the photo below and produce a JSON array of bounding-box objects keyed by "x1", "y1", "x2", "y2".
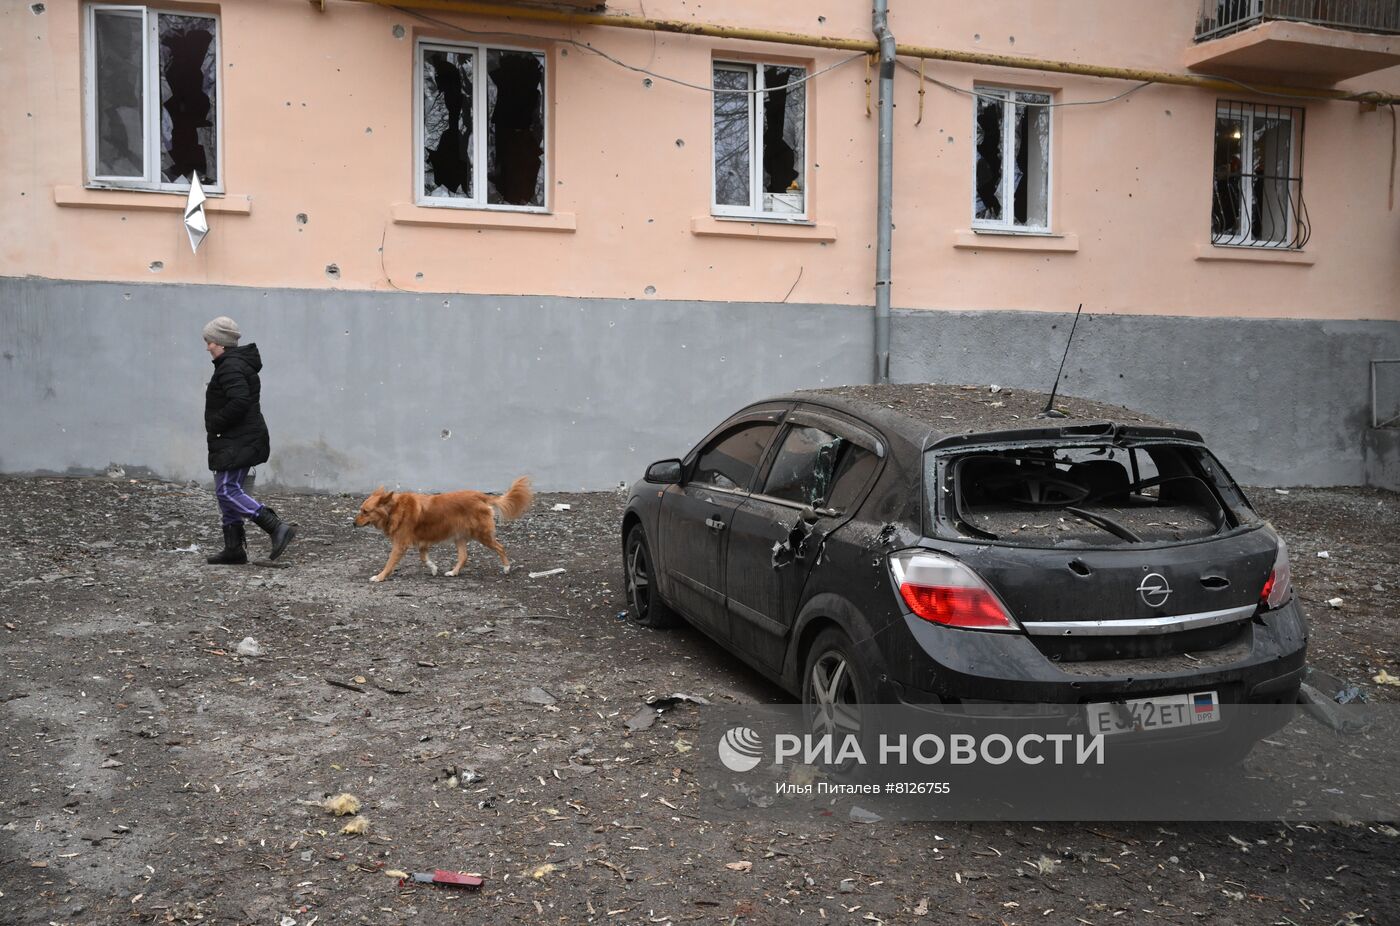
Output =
[
  {"x1": 325, "y1": 263, "x2": 340, "y2": 280},
  {"x1": 149, "y1": 261, "x2": 164, "y2": 272},
  {"x1": 31, "y1": 3, "x2": 46, "y2": 14},
  {"x1": 392, "y1": 24, "x2": 405, "y2": 39},
  {"x1": 676, "y1": 138, "x2": 685, "y2": 148},
  {"x1": 296, "y1": 213, "x2": 308, "y2": 225},
  {"x1": 644, "y1": 285, "x2": 656, "y2": 296}
]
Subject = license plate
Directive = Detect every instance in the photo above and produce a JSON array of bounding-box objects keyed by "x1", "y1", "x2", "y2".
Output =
[{"x1": 1085, "y1": 690, "x2": 1220, "y2": 736}]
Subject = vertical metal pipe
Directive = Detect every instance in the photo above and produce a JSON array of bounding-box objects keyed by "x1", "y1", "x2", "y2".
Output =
[{"x1": 872, "y1": 0, "x2": 895, "y2": 383}]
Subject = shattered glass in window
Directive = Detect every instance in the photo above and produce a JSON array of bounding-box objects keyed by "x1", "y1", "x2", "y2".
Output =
[
  {"x1": 973, "y1": 94, "x2": 1004, "y2": 222},
  {"x1": 713, "y1": 67, "x2": 752, "y2": 208},
  {"x1": 158, "y1": 14, "x2": 217, "y2": 185},
  {"x1": 764, "y1": 427, "x2": 842, "y2": 506},
  {"x1": 486, "y1": 49, "x2": 545, "y2": 207},
  {"x1": 94, "y1": 9, "x2": 145, "y2": 178},
  {"x1": 422, "y1": 48, "x2": 474, "y2": 198},
  {"x1": 761, "y1": 66, "x2": 805, "y2": 214},
  {"x1": 1012, "y1": 92, "x2": 1049, "y2": 228}
]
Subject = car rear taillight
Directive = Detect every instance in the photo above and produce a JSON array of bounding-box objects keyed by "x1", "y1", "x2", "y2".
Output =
[
  {"x1": 889, "y1": 550, "x2": 1020, "y2": 632},
  {"x1": 1260, "y1": 537, "x2": 1292, "y2": 609}
]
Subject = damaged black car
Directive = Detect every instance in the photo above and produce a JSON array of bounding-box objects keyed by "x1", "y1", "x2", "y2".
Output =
[{"x1": 621, "y1": 384, "x2": 1307, "y2": 758}]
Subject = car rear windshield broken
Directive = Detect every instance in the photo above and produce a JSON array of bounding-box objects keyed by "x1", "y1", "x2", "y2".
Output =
[{"x1": 934, "y1": 443, "x2": 1240, "y2": 547}]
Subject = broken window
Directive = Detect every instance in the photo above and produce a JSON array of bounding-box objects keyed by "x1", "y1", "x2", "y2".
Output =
[
  {"x1": 764, "y1": 426, "x2": 878, "y2": 511},
  {"x1": 1211, "y1": 101, "x2": 1309, "y2": 249},
  {"x1": 712, "y1": 61, "x2": 807, "y2": 218},
  {"x1": 973, "y1": 87, "x2": 1050, "y2": 231},
  {"x1": 86, "y1": 5, "x2": 219, "y2": 189},
  {"x1": 764, "y1": 426, "x2": 844, "y2": 506},
  {"x1": 933, "y1": 443, "x2": 1246, "y2": 548},
  {"x1": 418, "y1": 41, "x2": 546, "y2": 209}
]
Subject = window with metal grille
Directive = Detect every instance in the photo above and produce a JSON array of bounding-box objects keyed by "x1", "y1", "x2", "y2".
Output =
[{"x1": 1211, "y1": 101, "x2": 1309, "y2": 249}]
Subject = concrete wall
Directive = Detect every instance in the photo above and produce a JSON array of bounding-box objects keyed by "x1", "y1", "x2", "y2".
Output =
[
  {"x1": 0, "y1": 277, "x2": 871, "y2": 492},
  {"x1": 892, "y1": 308, "x2": 1400, "y2": 489},
  {"x1": 4, "y1": 277, "x2": 1397, "y2": 492}
]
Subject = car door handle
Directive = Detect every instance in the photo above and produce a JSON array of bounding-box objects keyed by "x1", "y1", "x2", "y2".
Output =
[{"x1": 705, "y1": 517, "x2": 726, "y2": 531}]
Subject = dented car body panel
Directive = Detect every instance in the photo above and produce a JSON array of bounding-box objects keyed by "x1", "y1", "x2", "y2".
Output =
[{"x1": 623, "y1": 385, "x2": 1308, "y2": 718}]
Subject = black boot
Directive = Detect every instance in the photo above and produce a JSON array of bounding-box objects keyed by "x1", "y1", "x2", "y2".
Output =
[
  {"x1": 206, "y1": 523, "x2": 248, "y2": 565},
  {"x1": 251, "y1": 506, "x2": 296, "y2": 560}
]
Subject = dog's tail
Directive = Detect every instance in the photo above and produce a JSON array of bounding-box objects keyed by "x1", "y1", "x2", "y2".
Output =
[{"x1": 489, "y1": 476, "x2": 533, "y2": 522}]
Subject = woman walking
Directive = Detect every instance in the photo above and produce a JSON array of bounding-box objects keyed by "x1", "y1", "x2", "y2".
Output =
[{"x1": 202, "y1": 316, "x2": 295, "y2": 564}]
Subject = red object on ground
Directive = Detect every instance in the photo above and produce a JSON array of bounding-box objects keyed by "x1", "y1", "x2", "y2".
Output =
[{"x1": 432, "y1": 870, "x2": 483, "y2": 889}]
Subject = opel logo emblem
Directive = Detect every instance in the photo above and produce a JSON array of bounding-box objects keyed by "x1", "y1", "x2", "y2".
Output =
[{"x1": 1137, "y1": 572, "x2": 1172, "y2": 608}]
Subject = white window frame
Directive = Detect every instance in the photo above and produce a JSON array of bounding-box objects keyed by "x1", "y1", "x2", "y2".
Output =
[
  {"x1": 1212, "y1": 103, "x2": 1301, "y2": 248},
  {"x1": 971, "y1": 86, "x2": 1052, "y2": 234},
  {"x1": 710, "y1": 60, "x2": 809, "y2": 222},
  {"x1": 414, "y1": 39, "x2": 550, "y2": 214},
  {"x1": 83, "y1": 3, "x2": 222, "y2": 193}
]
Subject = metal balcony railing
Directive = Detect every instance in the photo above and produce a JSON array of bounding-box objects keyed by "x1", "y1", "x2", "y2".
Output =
[{"x1": 1196, "y1": 0, "x2": 1400, "y2": 41}]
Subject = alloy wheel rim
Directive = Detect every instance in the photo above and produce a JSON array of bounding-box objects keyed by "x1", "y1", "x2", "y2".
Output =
[
  {"x1": 809, "y1": 651, "x2": 861, "y2": 741},
  {"x1": 627, "y1": 539, "x2": 650, "y2": 618}
]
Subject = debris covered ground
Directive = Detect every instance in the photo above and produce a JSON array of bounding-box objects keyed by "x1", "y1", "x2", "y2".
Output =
[{"x1": 0, "y1": 476, "x2": 1397, "y2": 925}]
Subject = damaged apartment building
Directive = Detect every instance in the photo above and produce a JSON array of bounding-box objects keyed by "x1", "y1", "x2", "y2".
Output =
[{"x1": 1, "y1": 0, "x2": 1399, "y2": 491}]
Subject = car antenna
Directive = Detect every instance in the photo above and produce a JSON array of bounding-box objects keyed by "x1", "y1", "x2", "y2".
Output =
[{"x1": 1037, "y1": 303, "x2": 1084, "y2": 420}]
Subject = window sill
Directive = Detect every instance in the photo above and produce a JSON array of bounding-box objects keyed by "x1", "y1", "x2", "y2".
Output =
[
  {"x1": 691, "y1": 215, "x2": 836, "y2": 242},
  {"x1": 391, "y1": 203, "x2": 576, "y2": 232},
  {"x1": 954, "y1": 229, "x2": 1078, "y2": 252},
  {"x1": 1194, "y1": 244, "x2": 1314, "y2": 265},
  {"x1": 55, "y1": 185, "x2": 252, "y2": 214}
]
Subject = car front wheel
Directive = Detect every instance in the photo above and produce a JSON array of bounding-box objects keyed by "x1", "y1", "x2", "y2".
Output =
[{"x1": 625, "y1": 525, "x2": 677, "y2": 629}]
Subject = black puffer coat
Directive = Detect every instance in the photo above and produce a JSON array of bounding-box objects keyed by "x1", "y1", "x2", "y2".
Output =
[{"x1": 205, "y1": 344, "x2": 271, "y2": 472}]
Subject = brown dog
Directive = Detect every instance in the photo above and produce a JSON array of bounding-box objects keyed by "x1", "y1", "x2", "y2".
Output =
[{"x1": 354, "y1": 477, "x2": 533, "y2": 583}]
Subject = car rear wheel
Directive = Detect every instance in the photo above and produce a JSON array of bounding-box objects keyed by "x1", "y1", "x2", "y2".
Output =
[
  {"x1": 802, "y1": 628, "x2": 877, "y2": 775},
  {"x1": 625, "y1": 526, "x2": 677, "y2": 629}
]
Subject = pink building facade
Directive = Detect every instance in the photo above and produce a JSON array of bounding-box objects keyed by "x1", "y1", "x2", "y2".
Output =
[{"x1": 3, "y1": 1, "x2": 1399, "y2": 490}]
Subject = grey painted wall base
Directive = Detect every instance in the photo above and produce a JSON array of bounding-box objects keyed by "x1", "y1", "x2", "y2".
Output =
[
  {"x1": 891, "y1": 308, "x2": 1400, "y2": 490},
  {"x1": 0, "y1": 277, "x2": 871, "y2": 493},
  {"x1": 2, "y1": 277, "x2": 1397, "y2": 492}
]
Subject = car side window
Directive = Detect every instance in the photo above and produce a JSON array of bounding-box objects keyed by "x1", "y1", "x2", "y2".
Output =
[
  {"x1": 691, "y1": 423, "x2": 778, "y2": 491},
  {"x1": 763, "y1": 425, "x2": 844, "y2": 506},
  {"x1": 825, "y1": 443, "x2": 877, "y2": 512}
]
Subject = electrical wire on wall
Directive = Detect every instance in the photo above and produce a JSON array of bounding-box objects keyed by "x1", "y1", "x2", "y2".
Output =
[
  {"x1": 896, "y1": 60, "x2": 1154, "y2": 109},
  {"x1": 396, "y1": 4, "x2": 1398, "y2": 108},
  {"x1": 395, "y1": 6, "x2": 867, "y2": 95}
]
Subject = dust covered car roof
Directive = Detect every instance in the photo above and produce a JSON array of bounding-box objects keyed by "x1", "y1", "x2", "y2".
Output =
[{"x1": 774, "y1": 383, "x2": 1194, "y2": 448}]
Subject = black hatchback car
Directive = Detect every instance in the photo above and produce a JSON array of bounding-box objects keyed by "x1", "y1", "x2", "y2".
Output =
[{"x1": 621, "y1": 384, "x2": 1307, "y2": 754}]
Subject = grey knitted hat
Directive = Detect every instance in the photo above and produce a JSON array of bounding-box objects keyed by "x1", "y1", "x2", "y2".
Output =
[{"x1": 202, "y1": 316, "x2": 241, "y2": 347}]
